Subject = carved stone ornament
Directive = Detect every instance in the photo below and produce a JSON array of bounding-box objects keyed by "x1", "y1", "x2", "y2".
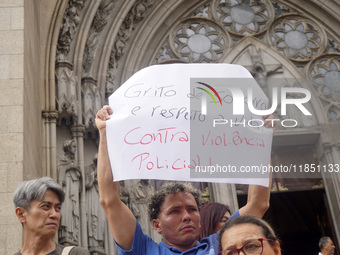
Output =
[
  {"x1": 328, "y1": 37, "x2": 340, "y2": 53},
  {"x1": 56, "y1": 67, "x2": 79, "y2": 126},
  {"x1": 213, "y1": 0, "x2": 274, "y2": 36},
  {"x1": 85, "y1": 154, "x2": 106, "y2": 254},
  {"x1": 82, "y1": 0, "x2": 115, "y2": 76},
  {"x1": 42, "y1": 110, "x2": 59, "y2": 119},
  {"x1": 309, "y1": 54, "x2": 340, "y2": 122},
  {"x1": 170, "y1": 17, "x2": 230, "y2": 63},
  {"x1": 106, "y1": 0, "x2": 155, "y2": 93},
  {"x1": 272, "y1": 2, "x2": 290, "y2": 17},
  {"x1": 57, "y1": 0, "x2": 86, "y2": 62},
  {"x1": 269, "y1": 14, "x2": 327, "y2": 62},
  {"x1": 58, "y1": 139, "x2": 82, "y2": 246},
  {"x1": 193, "y1": 3, "x2": 210, "y2": 19},
  {"x1": 71, "y1": 124, "x2": 86, "y2": 138},
  {"x1": 155, "y1": 45, "x2": 177, "y2": 63}
]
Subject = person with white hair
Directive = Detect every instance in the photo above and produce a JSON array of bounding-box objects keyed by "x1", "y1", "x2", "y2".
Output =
[
  {"x1": 319, "y1": 236, "x2": 335, "y2": 255},
  {"x1": 13, "y1": 177, "x2": 89, "y2": 255}
]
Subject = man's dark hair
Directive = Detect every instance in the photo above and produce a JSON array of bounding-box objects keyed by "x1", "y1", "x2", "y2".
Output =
[{"x1": 148, "y1": 182, "x2": 201, "y2": 221}]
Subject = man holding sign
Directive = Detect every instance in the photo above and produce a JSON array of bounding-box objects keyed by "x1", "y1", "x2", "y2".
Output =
[
  {"x1": 104, "y1": 64, "x2": 275, "y2": 184},
  {"x1": 96, "y1": 104, "x2": 274, "y2": 255}
]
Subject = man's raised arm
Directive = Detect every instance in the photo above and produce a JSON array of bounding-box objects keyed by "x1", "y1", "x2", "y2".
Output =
[
  {"x1": 96, "y1": 105, "x2": 136, "y2": 250},
  {"x1": 238, "y1": 114, "x2": 275, "y2": 218},
  {"x1": 238, "y1": 179, "x2": 271, "y2": 218}
]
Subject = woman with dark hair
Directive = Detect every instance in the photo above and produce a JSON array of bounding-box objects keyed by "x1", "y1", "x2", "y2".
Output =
[
  {"x1": 218, "y1": 215, "x2": 281, "y2": 255},
  {"x1": 199, "y1": 202, "x2": 232, "y2": 240}
]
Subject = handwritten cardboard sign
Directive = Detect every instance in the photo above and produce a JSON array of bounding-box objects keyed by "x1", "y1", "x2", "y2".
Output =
[{"x1": 107, "y1": 64, "x2": 273, "y2": 186}]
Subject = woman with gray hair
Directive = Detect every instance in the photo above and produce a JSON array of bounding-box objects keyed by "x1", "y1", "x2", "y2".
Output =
[{"x1": 13, "y1": 177, "x2": 89, "y2": 255}]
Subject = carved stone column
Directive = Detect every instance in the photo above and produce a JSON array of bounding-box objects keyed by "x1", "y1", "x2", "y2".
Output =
[
  {"x1": 42, "y1": 110, "x2": 59, "y2": 180},
  {"x1": 71, "y1": 124, "x2": 88, "y2": 247}
]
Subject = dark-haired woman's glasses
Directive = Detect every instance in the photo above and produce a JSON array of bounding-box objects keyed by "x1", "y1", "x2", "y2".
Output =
[{"x1": 219, "y1": 238, "x2": 274, "y2": 255}]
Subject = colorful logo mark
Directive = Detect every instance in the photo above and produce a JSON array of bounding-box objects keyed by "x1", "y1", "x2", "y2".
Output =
[
  {"x1": 196, "y1": 82, "x2": 222, "y2": 115},
  {"x1": 196, "y1": 82, "x2": 222, "y2": 106}
]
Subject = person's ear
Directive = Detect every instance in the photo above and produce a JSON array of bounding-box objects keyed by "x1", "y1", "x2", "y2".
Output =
[
  {"x1": 152, "y1": 219, "x2": 162, "y2": 234},
  {"x1": 15, "y1": 207, "x2": 26, "y2": 223},
  {"x1": 273, "y1": 241, "x2": 281, "y2": 255}
]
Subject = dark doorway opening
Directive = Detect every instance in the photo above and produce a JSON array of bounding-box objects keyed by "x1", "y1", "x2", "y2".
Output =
[{"x1": 238, "y1": 189, "x2": 337, "y2": 255}]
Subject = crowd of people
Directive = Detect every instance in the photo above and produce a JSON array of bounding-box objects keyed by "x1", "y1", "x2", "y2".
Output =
[{"x1": 11, "y1": 105, "x2": 336, "y2": 255}]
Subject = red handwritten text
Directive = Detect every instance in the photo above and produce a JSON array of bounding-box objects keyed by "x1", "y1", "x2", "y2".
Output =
[
  {"x1": 124, "y1": 127, "x2": 189, "y2": 145},
  {"x1": 202, "y1": 131, "x2": 265, "y2": 147}
]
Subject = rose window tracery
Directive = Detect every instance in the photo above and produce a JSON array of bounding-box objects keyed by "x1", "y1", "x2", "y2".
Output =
[
  {"x1": 170, "y1": 18, "x2": 230, "y2": 63},
  {"x1": 269, "y1": 15, "x2": 326, "y2": 61},
  {"x1": 193, "y1": 4, "x2": 210, "y2": 18},
  {"x1": 309, "y1": 55, "x2": 340, "y2": 122},
  {"x1": 310, "y1": 56, "x2": 340, "y2": 101},
  {"x1": 214, "y1": 0, "x2": 274, "y2": 36}
]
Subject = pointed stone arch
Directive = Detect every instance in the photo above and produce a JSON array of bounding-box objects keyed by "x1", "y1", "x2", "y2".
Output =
[{"x1": 40, "y1": 0, "x2": 340, "y2": 252}]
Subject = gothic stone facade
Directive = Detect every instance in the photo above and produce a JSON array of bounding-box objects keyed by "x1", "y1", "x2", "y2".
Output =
[{"x1": 1, "y1": 0, "x2": 340, "y2": 254}]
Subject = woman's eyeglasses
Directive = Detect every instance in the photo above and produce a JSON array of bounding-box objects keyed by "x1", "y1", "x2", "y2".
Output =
[{"x1": 219, "y1": 238, "x2": 274, "y2": 255}]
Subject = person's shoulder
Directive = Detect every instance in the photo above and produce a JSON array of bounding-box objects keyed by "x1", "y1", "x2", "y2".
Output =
[
  {"x1": 199, "y1": 233, "x2": 220, "y2": 254},
  {"x1": 56, "y1": 243, "x2": 90, "y2": 255},
  {"x1": 229, "y1": 210, "x2": 240, "y2": 219},
  {"x1": 69, "y1": 246, "x2": 90, "y2": 255},
  {"x1": 201, "y1": 232, "x2": 219, "y2": 246}
]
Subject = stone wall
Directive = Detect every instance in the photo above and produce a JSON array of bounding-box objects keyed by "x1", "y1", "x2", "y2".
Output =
[
  {"x1": 23, "y1": 0, "x2": 43, "y2": 179},
  {"x1": 0, "y1": 0, "x2": 25, "y2": 254}
]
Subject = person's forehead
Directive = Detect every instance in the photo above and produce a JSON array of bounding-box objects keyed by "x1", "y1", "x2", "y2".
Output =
[
  {"x1": 327, "y1": 239, "x2": 334, "y2": 245},
  {"x1": 224, "y1": 211, "x2": 231, "y2": 217},
  {"x1": 40, "y1": 189, "x2": 61, "y2": 203},
  {"x1": 162, "y1": 191, "x2": 197, "y2": 207},
  {"x1": 221, "y1": 223, "x2": 264, "y2": 247}
]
